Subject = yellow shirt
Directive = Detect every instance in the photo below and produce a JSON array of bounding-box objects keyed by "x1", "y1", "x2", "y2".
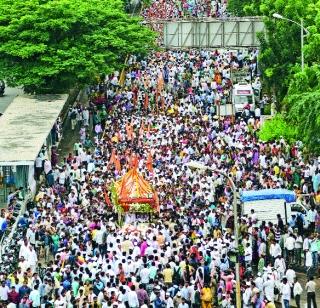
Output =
[
  {"x1": 213, "y1": 229, "x2": 222, "y2": 238},
  {"x1": 201, "y1": 287, "x2": 213, "y2": 302},
  {"x1": 163, "y1": 268, "x2": 173, "y2": 283},
  {"x1": 121, "y1": 240, "x2": 133, "y2": 253}
]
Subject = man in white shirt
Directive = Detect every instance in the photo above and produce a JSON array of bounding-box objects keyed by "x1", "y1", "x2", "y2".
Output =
[
  {"x1": 29, "y1": 284, "x2": 41, "y2": 307},
  {"x1": 254, "y1": 273, "x2": 264, "y2": 296},
  {"x1": 294, "y1": 233, "x2": 303, "y2": 266},
  {"x1": 281, "y1": 277, "x2": 291, "y2": 308},
  {"x1": 242, "y1": 283, "x2": 252, "y2": 308},
  {"x1": 19, "y1": 238, "x2": 31, "y2": 260},
  {"x1": 263, "y1": 275, "x2": 275, "y2": 302},
  {"x1": 293, "y1": 277, "x2": 303, "y2": 308},
  {"x1": 35, "y1": 155, "x2": 43, "y2": 180},
  {"x1": 285, "y1": 233, "x2": 295, "y2": 264},
  {"x1": 0, "y1": 281, "x2": 9, "y2": 303},
  {"x1": 127, "y1": 285, "x2": 139, "y2": 308},
  {"x1": 274, "y1": 256, "x2": 286, "y2": 280},
  {"x1": 305, "y1": 248, "x2": 313, "y2": 276},
  {"x1": 307, "y1": 208, "x2": 316, "y2": 232},
  {"x1": 286, "y1": 266, "x2": 296, "y2": 299},
  {"x1": 43, "y1": 159, "x2": 52, "y2": 175},
  {"x1": 244, "y1": 243, "x2": 252, "y2": 268},
  {"x1": 270, "y1": 240, "x2": 282, "y2": 261},
  {"x1": 178, "y1": 298, "x2": 189, "y2": 308},
  {"x1": 306, "y1": 276, "x2": 317, "y2": 308},
  {"x1": 139, "y1": 264, "x2": 150, "y2": 284},
  {"x1": 165, "y1": 292, "x2": 174, "y2": 308}
]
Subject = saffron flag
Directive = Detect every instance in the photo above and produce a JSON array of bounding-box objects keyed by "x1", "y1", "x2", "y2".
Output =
[
  {"x1": 117, "y1": 131, "x2": 122, "y2": 142},
  {"x1": 157, "y1": 72, "x2": 164, "y2": 93},
  {"x1": 130, "y1": 153, "x2": 139, "y2": 169},
  {"x1": 144, "y1": 93, "x2": 149, "y2": 110},
  {"x1": 104, "y1": 190, "x2": 112, "y2": 207},
  {"x1": 126, "y1": 124, "x2": 133, "y2": 141},
  {"x1": 161, "y1": 96, "x2": 165, "y2": 111},
  {"x1": 115, "y1": 156, "x2": 121, "y2": 173},
  {"x1": 146, "y1": 152, "x2": 153, "y2": 172},
  {"x1": 109, "y1": 149, "x2": 116, "y2": 166}
]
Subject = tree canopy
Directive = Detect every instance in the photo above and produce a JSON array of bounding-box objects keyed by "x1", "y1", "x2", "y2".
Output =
[
  {"x1": 258, "y1": 114, "x2": 297, "y2": 144},
  {"x1": 0, "y1": 0, "x2": 156, "y2": 94}
]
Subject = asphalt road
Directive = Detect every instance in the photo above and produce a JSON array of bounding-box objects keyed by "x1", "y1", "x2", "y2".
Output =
[{"x1": 0, "y1": 86, "x2": 23, "y2": 114}]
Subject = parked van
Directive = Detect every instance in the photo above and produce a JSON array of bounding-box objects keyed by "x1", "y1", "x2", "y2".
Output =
[{"x1": 240, "y1": 189, "x2": 307, "y2": 225}]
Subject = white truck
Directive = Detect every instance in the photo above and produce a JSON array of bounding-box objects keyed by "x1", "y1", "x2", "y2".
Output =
[
  {"x1": 240, "y1": 189, "x2": 307, "y2": 225},
  {"x1": 232, "y1": 83, "x2": 255, "y2": 115}
]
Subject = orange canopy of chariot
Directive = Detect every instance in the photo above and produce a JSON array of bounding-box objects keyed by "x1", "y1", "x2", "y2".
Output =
[{"x1": 114, "y1": 168, "x2": 159, "y2": 212}]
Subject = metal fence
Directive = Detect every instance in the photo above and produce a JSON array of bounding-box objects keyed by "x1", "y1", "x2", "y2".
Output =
[{"x1": 152, "y1": 17, "x2": 266, "y2": 48}]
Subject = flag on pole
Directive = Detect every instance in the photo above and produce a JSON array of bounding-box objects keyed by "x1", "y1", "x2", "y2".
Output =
[
  {"x1": 146, "y1": 152, "x2": 153, "y2": 172},
  {"x1": 126, "y1": 123, "x2": 133, "y2": 141},
  {"x1": 115, "y1": 156, "x2": 121, "y2": 173},
  {"x1": 161, "y1": 96, "x2": 165, "y2": 111},
  {"x1": 144, "y1": 93, "x2": 149, "y2": 110},
  {"x1": 157, "y1": 72, "x2": 164, "y2": 93},
  {"x1": 117, "y1": 131, "x2": 122, "y2": 142},
  {"x1": 104, "y1": 190, "x2": 112, "y2": 207},
  {"x1": 130, "y1": 153, "x2": 139, "y2": 169},
  {"x1": 109, "y1": 149, "x2": 116, "y2": 166}
]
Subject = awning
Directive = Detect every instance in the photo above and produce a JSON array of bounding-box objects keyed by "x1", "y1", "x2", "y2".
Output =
[{"x1": 0, "y1": 94, "x2": 67, "y2": 166}]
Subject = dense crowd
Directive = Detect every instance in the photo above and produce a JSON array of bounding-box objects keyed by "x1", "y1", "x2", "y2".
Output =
[
  {"x1": 142, "y1": 0, "x2": 228, "y2": 19},
  {"x1": 1, "y1": 48, "x2": 319, "y2": 308}
]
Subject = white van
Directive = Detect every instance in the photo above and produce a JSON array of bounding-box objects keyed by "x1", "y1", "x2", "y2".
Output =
[
  {"x1": 232, "y1": 83, "x2": 255, "y2": 115},
  {"x1": 241, "y1": 189, "x2": 307, "y2": 225}
]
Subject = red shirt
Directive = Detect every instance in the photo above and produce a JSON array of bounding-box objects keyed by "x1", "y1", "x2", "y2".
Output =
[{"x1": 8, "y1": 290, "x2": 20, "y2": 304}]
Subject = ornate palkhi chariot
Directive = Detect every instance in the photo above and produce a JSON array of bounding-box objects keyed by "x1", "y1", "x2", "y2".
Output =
[{"x1": 109, "y1": 168, "x2": 159, "y2": 225}]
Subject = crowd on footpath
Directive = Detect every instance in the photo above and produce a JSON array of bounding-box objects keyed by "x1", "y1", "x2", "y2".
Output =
[
  {"x1": 142, "y1": 0, "x2": 228, "y2": 20},
  {"x1": 1, "y1": 48, "x2": 320, "y2": 308}
]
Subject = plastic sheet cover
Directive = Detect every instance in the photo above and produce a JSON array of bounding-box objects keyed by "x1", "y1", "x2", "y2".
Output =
[{"x1": 240, "y1": 189, "x2": 296, "y2": 203}]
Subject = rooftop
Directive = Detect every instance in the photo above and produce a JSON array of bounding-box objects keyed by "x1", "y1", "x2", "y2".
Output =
[{"x1": 0, "y1": 94, "x2": 67, "y2": 166}]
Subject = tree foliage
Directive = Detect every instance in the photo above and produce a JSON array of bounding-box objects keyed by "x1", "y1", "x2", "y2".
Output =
[
  {"x1": 258, "y1": 114, "x2": 297, "y2": 143},
  {"x1": 284, "y1": 65, "x2": 320, "y2": 152},
  {"x1": 227, "y1": 0, "x2": 261, "y2": 16},
  {"x1": 0, "y1": 0, "x2": 156, "y2": 94},
  {"x1": 286, "y1": 90, "x2": 320, "y2": 152}
]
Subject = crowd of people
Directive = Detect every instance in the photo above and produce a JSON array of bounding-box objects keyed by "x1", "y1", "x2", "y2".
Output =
[
  {"x1": 1, "y1": 47, "x2": 319, "y2": 308},
  {"x1": 142, "y1": 0, "x2": 229, "y2": 20}
]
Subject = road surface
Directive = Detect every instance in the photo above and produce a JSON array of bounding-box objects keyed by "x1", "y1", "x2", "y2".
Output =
[{"x1": 0, "y1": 86, "x2": 23, "y2": 114}]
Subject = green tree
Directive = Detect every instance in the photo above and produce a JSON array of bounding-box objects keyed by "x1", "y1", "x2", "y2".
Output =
[
  {"x1": 0, "y1": 0, "x2": 156, "y2": 94},
  {"x1": 258, "y1": 114, "x2": 297, "y2": 143},
  {"x1": 227, "y1": 0, "x2": 251, "y2": 16},
  {"x1": 284, "y1": 65, "x2": 320, "y2": 152},
  {"x1": 286, "y1": 89, "x2": 320, "y2": 152},
  {"x1": 258, "y1": 0, "x2": 316, "y2": 103},
  {"x1": 227, "y1": 0, "x2": 261, "y2": 16}
]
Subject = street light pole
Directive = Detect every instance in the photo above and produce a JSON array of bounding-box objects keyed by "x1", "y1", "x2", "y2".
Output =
[
  {"x1": 272, "y1": 13, "x2": 309, "y2": 70},
  {"x1": 301, "y1": 18, "x2": 304, "y2": 70},
  {"x1": 186, "y1": 161, "x2": 241, "y2": 308}
]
